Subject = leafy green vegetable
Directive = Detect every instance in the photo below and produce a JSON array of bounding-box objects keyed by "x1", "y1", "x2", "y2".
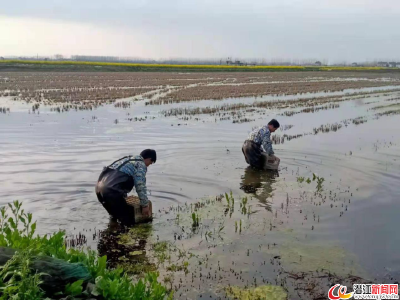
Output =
[
  {"x1": 0, "y1": 201, "x2": 171, "y2": 299},
  {"x1": 65, "y1": 279, "x2": 84, "y2": 296}
]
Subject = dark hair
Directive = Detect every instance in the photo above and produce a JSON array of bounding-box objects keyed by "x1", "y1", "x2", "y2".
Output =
[
  {"x1": 140, "y1": 149, "x2": 157, "y2": 163},
  {"x1": 268, "y1": 119, "x2": 280, "y2": 129}
]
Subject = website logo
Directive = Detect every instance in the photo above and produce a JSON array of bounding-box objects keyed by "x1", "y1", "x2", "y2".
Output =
[
  {"x1": 328, "y1": 284, "x2": 354, "y2": 299},
  {"x1": 328, "y1": 284, "x2": 399, "y2": 300}
]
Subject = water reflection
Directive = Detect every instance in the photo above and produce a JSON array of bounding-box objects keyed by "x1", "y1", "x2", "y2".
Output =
[
  {"x1": 240, "y1": 167, "x2": 279, "y2": 211},
  {"x1": 97, "y1": 219, "x2": 155, "y2": 274}
]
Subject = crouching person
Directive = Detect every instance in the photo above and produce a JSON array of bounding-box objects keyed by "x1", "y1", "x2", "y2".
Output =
[
  {"x1": 242, "y1": 119, "x2": 280, "y2": 170},
  {"x1": 95, "y1": 149, "x2": 156, "y2": 226}
]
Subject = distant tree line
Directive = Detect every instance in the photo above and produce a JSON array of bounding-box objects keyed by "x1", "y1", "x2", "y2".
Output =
[{"x1": 1, "y1": 54, "x2": 399, "y2": 67}]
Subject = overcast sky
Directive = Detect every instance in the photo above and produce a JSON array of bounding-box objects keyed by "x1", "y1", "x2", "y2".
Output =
[{"x1": 1, "y1": 0, "x2": 400, "y2": 62}]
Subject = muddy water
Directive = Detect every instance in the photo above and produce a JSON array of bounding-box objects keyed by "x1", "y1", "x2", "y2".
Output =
[{"x1": 1, "y1": 87, "x2": 400, "y2": 298}]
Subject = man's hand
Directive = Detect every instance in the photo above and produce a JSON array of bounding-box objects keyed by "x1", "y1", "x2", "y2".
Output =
[
  {"x1": 267, "y1": 154, "x2": 277, "y2": 163},
  {"x1": 142, "y1": 205, "x2": 150, "y2": 217}
]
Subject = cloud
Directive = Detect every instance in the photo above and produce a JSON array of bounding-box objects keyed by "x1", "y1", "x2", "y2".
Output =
[{"x1": 1, "y1": 0, "x2": 400, "y2": 61}]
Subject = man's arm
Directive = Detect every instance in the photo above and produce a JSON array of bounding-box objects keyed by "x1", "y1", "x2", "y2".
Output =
[
  {"x1": 133, "y1": 164, "x2": 149, "y2": 207},
  {"x1": 261, "y1": 129, "x2": 274, "y2": 155}
]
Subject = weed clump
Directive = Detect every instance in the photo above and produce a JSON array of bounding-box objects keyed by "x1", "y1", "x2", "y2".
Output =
[{"x1": 296, "y1": 173, "x2": 325, "y2": 192}]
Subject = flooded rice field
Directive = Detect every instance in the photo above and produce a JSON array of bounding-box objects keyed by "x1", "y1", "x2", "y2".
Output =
[{"x1": 1, "y1": 71, "x2": 400, "y2": 299}]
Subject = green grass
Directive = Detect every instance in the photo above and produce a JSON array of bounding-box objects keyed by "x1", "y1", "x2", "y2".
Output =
[
  {"x1": 0, "y1": 201, "x2": 172, "y2": 299},
  {"x1": 1, "y1": 59, "x2": 398, "y2": 72}
]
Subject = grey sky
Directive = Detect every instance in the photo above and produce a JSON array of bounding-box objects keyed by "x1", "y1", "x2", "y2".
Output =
[{"x1": 1, "y1": 0, "x2": 400, "y2": 62}]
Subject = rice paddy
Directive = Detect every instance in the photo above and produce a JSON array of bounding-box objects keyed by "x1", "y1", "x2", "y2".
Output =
[{"x1": 1, "y1": 70, "x2": 400, "y2": 299}]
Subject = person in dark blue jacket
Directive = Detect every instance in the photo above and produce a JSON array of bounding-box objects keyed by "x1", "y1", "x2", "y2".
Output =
[{"x1": 96, "y1": 149, "x2": 156, "y2": 225}]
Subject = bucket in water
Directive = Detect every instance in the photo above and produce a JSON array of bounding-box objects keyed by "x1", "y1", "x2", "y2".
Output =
[
  {"x1": 126, "y1": 196, "x2": 153, "y2": 223},
  {"x1": 262, "y1": 154, "x2": 280, "y2": 170}
]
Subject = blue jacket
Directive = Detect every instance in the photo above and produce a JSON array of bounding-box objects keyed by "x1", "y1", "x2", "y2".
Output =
[
  {"x1": 109, "y1": 155, "x2": 149, "y2": 207},
  {"x1": 247, "y1": 126, "x2": 274, "y2": 155}
]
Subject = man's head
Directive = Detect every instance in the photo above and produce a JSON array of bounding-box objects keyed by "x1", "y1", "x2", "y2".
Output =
[
  {"x1": 268, "y1": 119, "x2": 280, "y2": 132},
  {"x1": 140, "y1": 149, "x2": 157, "y2": 167}
]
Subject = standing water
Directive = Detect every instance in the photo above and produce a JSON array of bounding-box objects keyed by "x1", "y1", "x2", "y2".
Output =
[{"x1": 1, "y1": 72, "x2": 400, "y2": 299}]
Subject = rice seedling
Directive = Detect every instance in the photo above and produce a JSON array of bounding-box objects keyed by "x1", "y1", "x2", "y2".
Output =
[
  {"x1": 313, "y1": 123, "x2": 342, "y2": 134},
  {"x1": 150, "y1": 80, "x2": 400, "y2": 104},
  {"x1": 191, "y1": 212, "x2": 200, "y2": 228},
  {"x1": 352, "y1": 117, "x2": 368, "y2": 125},
  {"x1": 385, "y1": 95, "x2": 400, "y2": 102},
  {"x1": 2, "y1": 71, "x2": 400, "y2": 115},
  {"x1": 280, "y1": 124, "x2": 294, "y2": 131},
  {"x1": 114, "y1": 101, "x2": 131, "y2": 108},
  {"x1": 159, "y1": 89, "x2": 400, "y2": 127},
  {"x1": 375, "y1": 108, "x2": 400, "y2": 117},
  {"x1": 204, "y1": 226, "x2": 225, "y2": 242},
  {"x1": 232, "y1": 118, "x2": 255, "y2": 123},
  {"x1": 225, "y1": 191, "x2": 234, "y2": 208},
  {"x1": 370, "y1": 102, "x2": 400, "y2": 110},
  {"x1": 240, "y1": 197, "x2": 249, "y2": 215}
]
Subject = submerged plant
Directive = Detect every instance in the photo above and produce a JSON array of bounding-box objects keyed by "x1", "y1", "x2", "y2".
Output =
[
  {"x1": 316, "y1": 177, "x2": 325, "y2": 192},
  {"x1": 240, "y1": 197, "x2": 249, "y2": 215},
  {"x1": 153, "y1": 241, "x2": 171, "y2": 265},
  {"x1": 204, "y1": 231, "x2": 213, "y2": 241},
  {"x1": 298, "y1": 173, "x2": 325, "y2": 191},
  {"x1": 312, "y1": 173, "x2": 325, "y2": 192},
  {"x1": 225, "y1": 191, "x2": 234, "y2": 208},
  {"x1": 297, "y1": 176, "x2": 305, "y2": 183},
  {"x1": 225, "y1": 191, "x2": 235, "y2": 217}
]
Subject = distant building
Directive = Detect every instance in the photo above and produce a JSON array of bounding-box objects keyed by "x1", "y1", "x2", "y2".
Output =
[
  {"x1": 315, "y1": 61, "x2": 322, "y2": 66},
  {"x1": 72, "y1": 55, "x2": 120, "y2": 62},
  {"x1": 0, "y1": 57, "x2": 4, "y2": 60},
  {"x1": 389, "y1": 62, "x2": 398, "y2": 68},
  {"x1": 226, "y1": 58, "x2": 246, "y2": 66},
  {"x1": 377, "y1": 61, "x2": 389, "y2": 67},
  {"x1": 352, "y1": 62, "x2": 358, "y2": 67}
]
